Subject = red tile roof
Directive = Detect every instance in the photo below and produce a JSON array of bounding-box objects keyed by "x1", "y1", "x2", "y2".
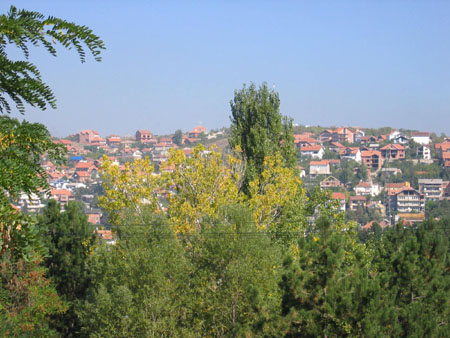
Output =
[
  {"x1": 349, "y1": 195, "x2": 367, "y2": 201},
  {"x1": 411, "y1": 132, "x2": 430, "y2": 137},
  {"x1": 75, "y1": 162, "x2": 95, "y2": 169},
  {"x1": 361, "y1": 150, "x2": 382, "y2": 157},
  {"x1": 331, "y1": 192, "x2": 346, "y2": 200},
  {"x1": 380, "y1": 144, "x2": 405, "y2": 150},
  {"x1": 310, "y1": 160, "x2": 329, "y2": 166},
  {"x1": 300, "y1": 145, "x2": 322, "y2": 152},
  {"x1": 50, "y1": 189, "x2": 71, "y2": 196}
]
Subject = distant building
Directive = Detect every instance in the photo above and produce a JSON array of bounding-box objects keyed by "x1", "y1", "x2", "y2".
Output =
[
  {"x1": 309, "y1": 160, "x2": 331, "y2": 176},
  {"x1": 339, "y1": 147, "x2": 361, "y2": 162},
  {"x1": 418, "y1": 179, "x2": 443, "y2": 202},
  {"x1": 319, "y1": 127, "x2": 355, "y2": 143},
  {"x1": 189, "y1": 126, "x2": 207, "y2": 138},
  {"x1": 355, "y1": 181, "x2": 381, "y2": 197},
  {"x1": 394, "y1": 188, "x2": 425, "y2": 214},
  {"x1": 349, "y1": 195, "x2": 367, "y2": 210},
  {"x1": 380, "y1": 144, "x2": 406, "y2": 160},
  {"x1": 331, "y1": 192, "x2": 346, "y2": 211},
  {"x1": 361, "y1": 150, "x2": 383, "y2": 171},
  {"x1": 320, "y1": 176, "x2": 343, "y2": 189},
  {"x1": 417, "y1": 145, "x2": 432, "y2": 160},
  {"x1": 136, "y1": 130, "x2": 152, "y2": 143},
  {"x1": 107, "y1": 134, "x2": 121, "y2": 147},
  {"x1": 86, "y1": 208, "x2": 102, "y2": 224},
  {"x1": 299, "y1": 145, "x2": 324, "y2": 159},
  {"x1": 49, "y1": 189, "x2": 74, "y2": 206},
  {"x1": 78, "y1": 130, "x2": 102, "y2": 144},
  {"x1": 411, "y1": 132, "x2": 431, "y2": 145}
]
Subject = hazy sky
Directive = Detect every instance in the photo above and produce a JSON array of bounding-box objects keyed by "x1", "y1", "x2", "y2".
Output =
[{"x1": 2, "y1": 1, "x2": 450, "y2": 137}]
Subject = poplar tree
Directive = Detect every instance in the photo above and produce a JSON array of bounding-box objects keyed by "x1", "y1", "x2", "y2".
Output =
[{"x1": 229, "y1": 82, "x2": 296, "y2": 195}]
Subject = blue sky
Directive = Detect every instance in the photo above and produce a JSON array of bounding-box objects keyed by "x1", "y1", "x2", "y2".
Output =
[{"x1": 2, "y1": 1, "x2": 450, "y2": 137}]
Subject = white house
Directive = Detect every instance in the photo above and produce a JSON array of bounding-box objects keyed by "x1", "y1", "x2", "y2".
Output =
[
  {"x1": 309, "y1": 161, "x2": 331, "y2": 176},
  {"x1": 355, "y1": 181, "x2": 382, "y2": 197},
  {"x1": 299, "y1": 145, "x2": 324, "y2": 159},
  {"x1": 339, "y1": 147, "x2": 361, "y2": 163},
  {"x1": 417, "y1": 144, "x2": 431, "y2": 160},
  {"x1": 411, "y1": 132, "x2": 431, "y2": 145}
]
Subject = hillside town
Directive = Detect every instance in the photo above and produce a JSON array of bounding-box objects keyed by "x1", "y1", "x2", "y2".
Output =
[{"x1": 17, "y1": 124, "x2": 450, "y2": 238}]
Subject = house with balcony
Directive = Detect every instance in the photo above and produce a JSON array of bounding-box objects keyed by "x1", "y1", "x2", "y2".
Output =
[
  {"x1": 380, "y1": 144, "x2": 405, "y2": 161},
  {"x1": 418, "y1": 179, "x2": 443, "y2": 202},
  {"x1": 394, "y1": 188, "x2": 425, "y2": 214},
  {"x1": 339, "y1": 147, "x2": 361, "y2": 162},
  {"x1": 361, "y1": 150, "x2": 383, "y2": 171}
]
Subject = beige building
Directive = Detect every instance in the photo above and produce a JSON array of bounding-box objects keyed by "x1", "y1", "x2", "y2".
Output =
[{"x1": 418, "y1": 179, "x2": 443, "y2": 202}]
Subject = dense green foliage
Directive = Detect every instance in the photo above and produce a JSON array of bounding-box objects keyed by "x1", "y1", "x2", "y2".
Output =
[
  {"x1": 78, "y1": 207, "x2": 283, "y2": 337},
  {"x1": 384, "y1": 160, "x2": 450, "y2": 188},
  {"x1": 331, "y1": 159, "x2": 368, "y2": 188},
  {"x1": 229, "y1": 82, "x2": 297, "y2": 194},
  {"x1": 1, "y1": 5, "x2": 449, "y2": 336},
  {"x1": 426, "y1": 200, "x2": 450, "y2": 220},
  {"x1": 38, "y1": 200, "x2": 96, "y2": 336},
  {"x1": 172, "y1": 129, "x2": 183, "y2": 146},
  {"x1": 0, "y1": 116, "x2": 66, "y2": 204},
  {"x1": 0, "y1": 5, "x2": 104, "y2": 336}
]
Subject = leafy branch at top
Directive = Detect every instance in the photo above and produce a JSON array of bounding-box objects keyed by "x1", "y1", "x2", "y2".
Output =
[{"x1": 0, "y1": 5, "x2": 106, "y2": 114}]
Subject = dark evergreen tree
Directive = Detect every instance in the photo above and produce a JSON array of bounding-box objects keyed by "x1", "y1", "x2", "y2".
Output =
[
  {"x1": 38, "y1": 200, "x2": 96, "y2": 337},
  {"x1": 172, "y1": 129, "x2": 183, "y2": 146},
  {"x1": 279, "y1": 217, "x2": 375, "y2": 337},
  {"x1": 372, "y1": 220, "x2": 450, "y2": 337}
]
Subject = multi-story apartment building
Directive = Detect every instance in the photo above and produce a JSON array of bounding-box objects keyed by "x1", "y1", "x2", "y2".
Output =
[
  {"x1": 418, "y1": 179, "x2": 443, "y2": 202},
  {"x1": 394, "y1": 188, "x2": 425, "y2": 214},
  {"x1": 361, "y1": 150, "x2": 383, "y2": 171}
]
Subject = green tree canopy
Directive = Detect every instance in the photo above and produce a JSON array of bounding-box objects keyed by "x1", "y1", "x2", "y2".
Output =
[
  {"x1": 38, "y1": 200, "x2": 96, "y2": 336},
  {"x1": 229, "y1": 82, "x2": 297, "y2": 195}
]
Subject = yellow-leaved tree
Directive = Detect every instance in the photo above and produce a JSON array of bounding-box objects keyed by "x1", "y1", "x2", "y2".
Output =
[
  {"x1": 165, "y1": 144, "x2": 242, "y2": 233},
  {"x1": 247, "y1": 153, "x2": 307, "y2": 233},
  {"x1": 99, "y1": 156, "x2": 163, "y2": 225}
]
